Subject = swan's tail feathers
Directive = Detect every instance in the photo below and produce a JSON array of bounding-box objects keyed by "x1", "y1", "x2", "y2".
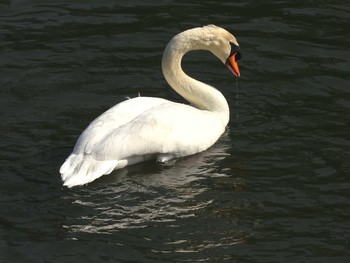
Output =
[{"x1": 59, "y1": 154, "x2": 120, "y2": 188}]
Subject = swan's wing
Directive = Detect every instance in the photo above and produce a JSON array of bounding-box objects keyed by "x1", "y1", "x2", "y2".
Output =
[
  {"x1": 72, "y1": 96, "x2": 169, "y2": 154},
  {"x1": 60, "y1": 97, "x2": 169, "y2": 187},
  {"x1": 60, "y1": 99, "x2": 225, "y2": 187},
  {"x1": 92, "y1": 102, "x2": 225, "y2": 162}
]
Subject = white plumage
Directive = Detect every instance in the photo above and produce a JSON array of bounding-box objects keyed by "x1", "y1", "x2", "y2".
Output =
[{"x1": 60, "y1": 25, "x2": 241, "y2": 187}]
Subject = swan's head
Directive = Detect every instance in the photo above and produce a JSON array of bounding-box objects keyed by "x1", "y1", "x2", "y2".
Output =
[
  {"x1": 164, "y1": 25, "x2": 242, "y2": 78},
  {"x1": 201, "y1": 25, "x2": 242, "y2": 78},
  {"x1": 175, "y1": 25, "x2": 242, "y2": 78}
]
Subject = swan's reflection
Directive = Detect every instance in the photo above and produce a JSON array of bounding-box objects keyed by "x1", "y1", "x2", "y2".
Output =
[{"x1": 63, "y1": 136, "x2": 232, "y2": 234}]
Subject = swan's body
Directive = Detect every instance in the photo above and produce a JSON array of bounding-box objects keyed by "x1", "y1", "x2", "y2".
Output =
[{"x1": 60, "y1": 25, "x2": 241, "y2": 187}]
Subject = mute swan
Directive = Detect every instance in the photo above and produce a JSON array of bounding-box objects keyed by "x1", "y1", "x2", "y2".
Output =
[{"x1": 60, "y1": 25, "x2": 241, "y2": 188}]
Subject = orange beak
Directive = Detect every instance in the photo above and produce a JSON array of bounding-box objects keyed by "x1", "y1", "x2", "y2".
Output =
[{"x1": 226, "y1": 52, "x2": 241, "y2": 78}]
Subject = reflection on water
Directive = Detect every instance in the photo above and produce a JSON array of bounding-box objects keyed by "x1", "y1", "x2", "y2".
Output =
[{"x1": 62, "y1": 136, "x2": 237, "y2": 234}]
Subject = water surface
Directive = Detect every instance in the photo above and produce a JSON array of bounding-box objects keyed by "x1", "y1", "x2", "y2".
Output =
[{"x1": 1, "y1": 1, "x2": 349, "y2": 262}]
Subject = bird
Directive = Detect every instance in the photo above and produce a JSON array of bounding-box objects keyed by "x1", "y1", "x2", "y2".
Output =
[{"x1": 60, "y1": 24, "x2": 242, "y2": 188}]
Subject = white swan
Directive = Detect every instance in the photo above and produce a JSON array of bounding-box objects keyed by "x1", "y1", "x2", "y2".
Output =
[{"x1": 60, "y1": 25, "x2": 241, "y2": 188}]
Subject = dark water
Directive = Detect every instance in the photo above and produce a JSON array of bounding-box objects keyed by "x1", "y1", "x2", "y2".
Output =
[{"x1": 1, "y1": 0, "x2": 349, "y2": 262}]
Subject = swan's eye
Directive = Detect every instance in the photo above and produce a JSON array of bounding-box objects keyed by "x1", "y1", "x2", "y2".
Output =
[
  {"x1": 235, "y1": 50, "x2": 242, "y2": 61},
  {"x1": 229, "y1": 42, "x2": 241, "y2": 61}
]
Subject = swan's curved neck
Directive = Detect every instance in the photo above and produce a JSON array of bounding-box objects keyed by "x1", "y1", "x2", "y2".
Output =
[{"x1": 161, "y1": 30, "x2": 230, "y2": 126}]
